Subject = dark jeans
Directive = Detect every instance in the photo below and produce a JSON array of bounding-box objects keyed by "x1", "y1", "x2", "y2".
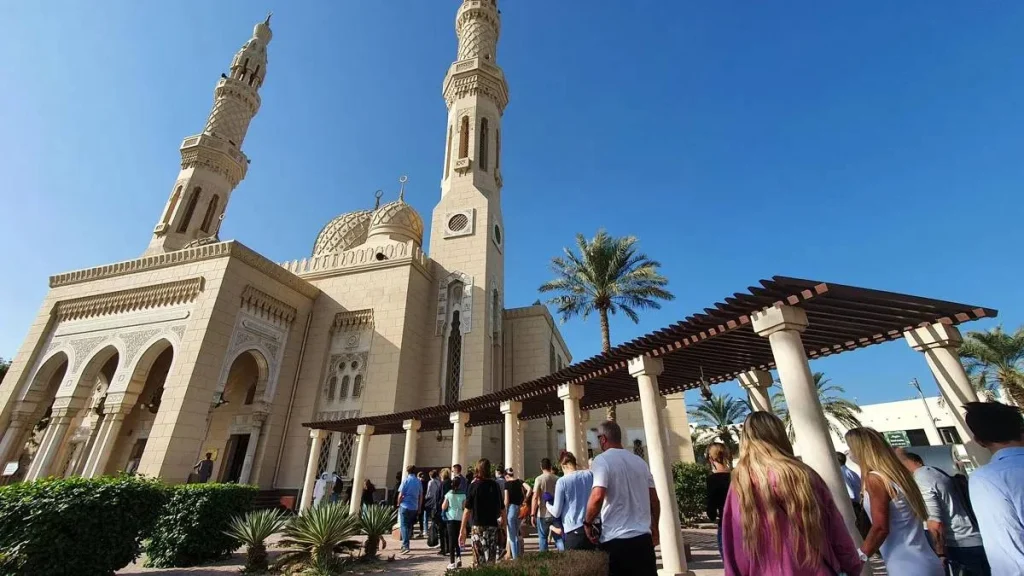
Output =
[
  {"x1": 947, "y1": 545, "x2": 991, "y2": 576},
  {"x1": 446, "y1": 521, "x2": 462, "y2": 564},
  {"x1": 564, "y1": 527, "x2": 597, "y2": 551},
  {"x1": 437, "y1": 513, "x2": 449, "y2": 554},
  {"x1": 599, "y1": 533, "x2": 657, "y2": 576}
]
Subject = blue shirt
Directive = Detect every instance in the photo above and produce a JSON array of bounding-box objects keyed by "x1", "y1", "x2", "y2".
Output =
[
  {"x1": 969, "y1": 446, "x2": 1024, "y2": 574},
  {"x1": 547, "y1": 469, "x2": 593, "y2": 533},
  {"x1": 841, "y1": 464, "x2": 862, "y2": 502},
  {"x1": 399, "y1": 474, "x2": 422, "y2": 511}
]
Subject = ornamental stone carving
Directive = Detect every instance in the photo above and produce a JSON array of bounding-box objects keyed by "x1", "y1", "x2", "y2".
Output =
[
  {"x1": 69, "y1": 337, "x2": 106, "y2": 371},
  {"x1": 122, "y1": 329, "x2": 162, "y2": 365},
  {"x1": 54, "y1": 278, "x2": 204, "y2": 322}
]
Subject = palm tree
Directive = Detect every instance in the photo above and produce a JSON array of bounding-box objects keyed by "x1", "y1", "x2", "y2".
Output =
[
  {"x1": 224, "y1": 508, "x2": 287, "y2": 573},
  {"x1": 959, "y1": 325, "x2": 1024, "y2": 407},
  {"x1": 688, "y1": 393, "x2": 749, "y2": 453},
  {"x1": 771, "y1": 372, "x2": 862, "y2": 439},
  {"x1": 539, "y1": 230, "x2": 674, "y2": 420}
]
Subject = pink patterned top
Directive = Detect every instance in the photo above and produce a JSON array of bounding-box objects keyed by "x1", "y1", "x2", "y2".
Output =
[{"x1": 721, "y1": 472, "x2": 864, "y2": 576}]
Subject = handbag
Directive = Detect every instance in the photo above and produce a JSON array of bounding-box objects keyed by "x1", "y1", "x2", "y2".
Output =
[{"x1": 518, "y1": 504, "x2": 529, "y2": 521}]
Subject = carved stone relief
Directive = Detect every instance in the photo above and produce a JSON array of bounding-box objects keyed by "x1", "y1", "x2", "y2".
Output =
[
  {"x1": 122, "y1": 329, "x2": 162, "y2": 365},
  {"x1": 436, "y1": 272, "x2": 473, "y2": 336},
  {"x1": 216, "y1": 306, "x2": 290, "y2": 404},
  {"x1": 69, "y1": 337, "x2": 106, "y2": 372}
]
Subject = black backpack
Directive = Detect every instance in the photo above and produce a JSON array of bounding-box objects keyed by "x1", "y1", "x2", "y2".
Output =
[{"x1": 932, "y1": 466, "x2": 979, "y2": 529}]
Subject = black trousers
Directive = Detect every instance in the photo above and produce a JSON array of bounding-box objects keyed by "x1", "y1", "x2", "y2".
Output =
[
  {"x1": 600, "y1": 533, "x2": 657, "y2": 576},
  {"x1": 446, "y1": 521, "x2": 463, "y2": 564},
  {"x1": 564, "y1": 527, "x2": 597, "y2": 551},
  {"x1": 437, "y1": 512, "x2": 449, "y2": 553}
]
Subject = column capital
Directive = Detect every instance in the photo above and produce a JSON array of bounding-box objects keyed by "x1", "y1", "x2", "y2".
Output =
[
  {"x1": 905, "y1": 322, "x2": 962, "y2": 352},
  {"x1": 450, "y1": 411, "x2": 470, "y2": 425},
  {"x1": 402, "y1": 419, "x2": 421, "y2": 432},
  {"x1": 751, "y1": 304, "x2": 808, "y2": 337},
  {"x1": 557, "y1": 383, "x2": 584, "y2": 401},
  {"x1": 628, "y1": 355, "x2": 664, "y2": 378},
  {"x1": 738, "y1": 369, "x2": 774, "y2": 391},
  {"x1": 309, "y1": 428, "x2": 328, "y2": 440},
  {"x1": 103, "y1": 391, "x2": 139, "y2": 415},
  {"x1": 499, "y1": 400, "x2": 521, "y2": 415},
  {"x1": 356, "y1": 424, "x2": 375, "y2": 436}
]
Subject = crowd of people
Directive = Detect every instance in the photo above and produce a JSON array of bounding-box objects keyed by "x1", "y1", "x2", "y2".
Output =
[{"x1": 379, "y1": 400, "x2": 1021, "y2": 576}]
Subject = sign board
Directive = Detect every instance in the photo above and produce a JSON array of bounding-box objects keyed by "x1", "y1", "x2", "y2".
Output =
[
  {"x1": 2, "y1": 462, "x2": 19, "y2": 477},
  {"x1": 884, "y1": 430, "x2": 911, "y2": 448}
]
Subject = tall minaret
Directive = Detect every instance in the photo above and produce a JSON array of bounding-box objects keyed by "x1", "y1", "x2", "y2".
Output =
[
  {"x1": 145, "y1": 16, "x2": 272, "y2": 255},
  {"x1": 427, "y1": 0, "x2": 509, "y2": 417}
]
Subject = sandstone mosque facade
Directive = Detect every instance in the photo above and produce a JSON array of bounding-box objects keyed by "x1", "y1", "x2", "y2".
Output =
[{"x1": 0, "y1": 1, "x2": 692, "y2": 495}]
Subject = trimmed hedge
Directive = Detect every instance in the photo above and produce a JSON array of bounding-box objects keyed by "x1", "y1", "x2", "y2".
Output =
[
  {"x1": 144, "y1": 483, "x2": 258, "y2": 567},
  {"x1": 454, "y1": 551, "x2": 608, "y2": 575},
  {"x1": 673, "y1": 461, "x2": 709, "y2": 525},
  {"x1": 0, "y1": 475, "x2": 166, "y2": 576}
]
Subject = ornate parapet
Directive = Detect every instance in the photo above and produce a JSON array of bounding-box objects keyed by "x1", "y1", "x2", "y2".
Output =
[
  {"x1": 241, "y1": 285, "x2": 297, "y2": 326},
  {"x1": 279, "y1": 241, "x2": 431, "y2": 281},
  {"x1": 54, "y1": 278, "x2": 204, "y2": 322}
]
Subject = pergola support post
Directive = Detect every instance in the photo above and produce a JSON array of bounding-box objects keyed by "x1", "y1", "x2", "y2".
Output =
[
  {"x1": 628, "y1": 355, "x2": 692, "y2": 576},
  {"x1": 905, "y1": 323, "x2": 990, "y2": 466},
  {"x1": 300, "y1": 429, "x2": 328, "y2": 511},
  {"x1": 450, "y1": 412, "x2": 470, "y2": 470},
  {"x1": 402, "y1": 419, "x2": 420, "y2": 475},
  {"x1": 558, "y1": 384, "x2": 586, "y2": 465},
  {"x1": 349, "y1": 425, "x2": 374, "y2": 516},
  {"x1": 752, "y1": 305, "x2": 863, "y2": 548},
  {"x1": 500, "y1": 401, "x2": 521, "y2": 474},
  {"x1": 738, "y1": 369, "x2": 774, "y2": 413}
]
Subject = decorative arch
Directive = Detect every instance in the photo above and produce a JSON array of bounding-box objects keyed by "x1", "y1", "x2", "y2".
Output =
[
  {"x1": 458, "y1": 116, "x2": 470, "y2": 159},
  {"x1": 479, "y1": 118, "x2": 489, "y2": 171},
  {"x1": 215, "y1": 347, "x2": 271, "y2": 406},
  {"x1": 111, "y1": 337, "x2": 176, "y2": 405},
  {"x1": 161, "y1": 186, "x2": 183, "y2": 227},
  {"x1": 177, "y1": 187, "x2": 202, "y2": 233},
  {"x1": 18, "y1": 350, "x2": 71, "y2": 406},
  {"x1": 53, "y1": 344, "x2": 121, "y2": 415},
  {"x1": 200, "y1": 194, "x2": 220, "y2": 233}
]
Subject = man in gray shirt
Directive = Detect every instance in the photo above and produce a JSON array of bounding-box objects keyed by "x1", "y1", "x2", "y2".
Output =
[{"x1": 900, "y1": 451, "x2": 990, "y2": 576}]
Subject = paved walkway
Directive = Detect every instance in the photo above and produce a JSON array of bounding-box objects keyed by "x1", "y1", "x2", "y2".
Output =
[{"x1": 118, "y1": 528, "x2": 726, "y2": 575}]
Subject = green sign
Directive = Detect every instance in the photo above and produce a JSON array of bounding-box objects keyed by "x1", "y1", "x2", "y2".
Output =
[{"x1": 884, "y1": 430, "x2": 911, "y2": 448}]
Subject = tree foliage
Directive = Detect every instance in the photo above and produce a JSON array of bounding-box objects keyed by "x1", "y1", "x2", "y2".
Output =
[
  {"x1": 772, "y1": 372, "x2": 862, "y2": 439},
  {"x1": 959, "y1": 325, "x2": 1024, "y2": 407},
  {"x1": 539, "y1": 229, "x2": 674, "y2": 420},
  {"x1": 0, "y1": 357, "x2": 9, "y2": 385},
  {"x1": 689, "y1": 393, "x2": 748, "y2": 454}
]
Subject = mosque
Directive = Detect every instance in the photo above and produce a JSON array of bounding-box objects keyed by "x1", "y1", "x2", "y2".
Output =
[{"x1": 0, "y1": 1, "x2": 693, "y2": 497}]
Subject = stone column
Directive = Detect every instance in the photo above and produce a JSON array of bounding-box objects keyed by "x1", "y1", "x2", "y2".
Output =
[
  {"x1": 905, "y1": 323, "x2": 990, "y2": 465},
  {"x1": 349, "y1": 425, "x2": 375, "y2": 516},
  {"x1": 515, "y1": 419, "x2": 527, "y2": 476},
  {"x1": 752, "y1": 305, "x2": 861, "y2": 541},
  {"x1": 628, "y1": 355, "x2": 692, "y2": 576},
  {"x1": 402, "y1": 419, "x2": 420, "y2": 475},
  {"x1": 579, "y1": 410, "x2": 591, "y2": 469},
  {"x1": 500, "y1": 401, "x2": 521, "y2": 474},
  {"x1": 450, "y1": 412, "x2": 470, "y2": 469},
  {"x1": 0, "y1": 409, "x2": 34, "y2": 466},
  {"x1": 26, "y1": 411, "x2": 74, "y2": 481},
  {"x1": 739, "y1": 369, "x2": 774, "y2": 413},
  {"x1": 238, "y1": 412, "x2": 267, "y2": 485},
  {"x1": 300, "y1": 429, "x2": 328, "y2": 511},
  {"x1": 558, "y1": 384, "x2": 585, "y2": 463}
]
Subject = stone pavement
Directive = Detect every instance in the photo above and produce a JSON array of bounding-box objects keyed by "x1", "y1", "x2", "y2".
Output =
[{"x1": 118, "y1": 528, "x2": 726, "y2": 575}]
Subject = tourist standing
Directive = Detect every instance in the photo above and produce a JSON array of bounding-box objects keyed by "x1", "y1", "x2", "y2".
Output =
[
  {"x1": 425, "y1": 470, "x2": 443, "y2": 547},
  {"x1": 452, "y1": 463, "x2": 464, "y2": 485},
  {"x1": 442, "y1": 476, "x2": 467, "y2": 570},
  {"x1": 583, "y1": 421, "x2": 659, "y2": 576},
  {"x1": 845, "y1": 427, "x2": 943, "y2": 575},
  {"x1": 360, "y1": 479, "x2": 376, "y2": 512},
  {"x1": 548, "y1": 451, "x2": 594, "y2": 551},
  {"x1": 459, "y1": 458, "x2": 505, "y2": 566},
  {"x1": 964, "y1": 401, "x2": 1024, "y2": 575},
  {"x1": 898, "y1": 450, "x2": 990, "y2": 575},
  {"x1": 438, "y1": 468, "x2": 453, "y2": 556},
  {"x1": 397, "y1": 465, "x2": 422, "y2": 554},
  {"x1": 418, "y1": 471, "x2": 429, "y2": 537},
  {"x1": 705, "y1": 442, "x2": 732, "y2": 554},
  {"x1": 532, "y1": 458, "x2": 562, "y2": 551},
  {"x1": 193, "y1": 452, "x2": 214, "y2": 483},
  {"x1": 721, "y1": 412, "x2": 864, "y2": 576},
  {"x1": 504, "y1": 469, "x2": 528, "y2": 559},
  {"x1": 330, "y1": 472, "x2": 344, "y2": 504}
]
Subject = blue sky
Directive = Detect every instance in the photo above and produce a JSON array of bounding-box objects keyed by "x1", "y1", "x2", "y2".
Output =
[{"x1": 1, "y1": 1, "x2": 1020, "y2": 407}]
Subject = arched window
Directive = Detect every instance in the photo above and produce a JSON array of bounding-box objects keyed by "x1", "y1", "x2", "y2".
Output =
[
  {"x1": 200, "y1": 194, "x2": 219, "y2": 233},
  {"x1": 445, "y1": 310, "x2": 463, "y2": 404},
  {"x1": 339, "y1": 375, "x2": 350, "y2": 399},
  {"x1": 250, "y1": 65, "x2": 260, "y2": 87},
  {"x1": 352, "y1": 375, "x2": 363, "y2": 398},
  {"x1": 326, "y1": 376, "x2": 337, "y2": 401},
  {"x1": 444, "y1": 126, "x2": 453, "y2": 179},
  {"x1": 495, "y1": 129, "x2": 501, "y2": 173},
  {"x1": 161, "y1": 186, "x2": 182, "y2": 226},
  {"x1": 177, "y1": 187, "x2": 202, "y2": 233},
  {"x1": 479, "y1": 118, "x2": 489, "y2": 171},
  {"x1": 491, "y1": 288, "x2": 500, "y2": 335},
  {"x1": 458, "y1": 116, "x2": 470, "y2": 159}
]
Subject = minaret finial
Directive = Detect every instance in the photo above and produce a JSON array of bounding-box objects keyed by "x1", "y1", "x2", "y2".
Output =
[
  {"x1": 374, "y1": 190, "x2": 384, "y2": 209},
  {"x1": 398, "y1": 175, "x2": 408, "y2": 201}
]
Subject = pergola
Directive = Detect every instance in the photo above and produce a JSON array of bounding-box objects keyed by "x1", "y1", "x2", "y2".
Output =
[{"x1": 302, "y1": 276, "x2": 996, "y2": 576}]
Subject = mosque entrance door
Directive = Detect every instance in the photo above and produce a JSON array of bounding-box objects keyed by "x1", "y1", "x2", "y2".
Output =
[{"x1": 221, "y1": 434, "x2": 250, "y2": 483}]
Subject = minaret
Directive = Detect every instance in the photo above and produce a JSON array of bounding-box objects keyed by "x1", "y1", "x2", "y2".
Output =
[
  {"x1": 428, "y1": 0, "x2": 508, "y2": 415},
  {"x1": 145, "y1": 16, "x2": 272, "y2": 255}
]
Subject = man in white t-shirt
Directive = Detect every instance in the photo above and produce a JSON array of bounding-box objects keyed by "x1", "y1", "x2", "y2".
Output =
[{"x1": 583, "y1": 421, "x2": 659, "y2": 576}]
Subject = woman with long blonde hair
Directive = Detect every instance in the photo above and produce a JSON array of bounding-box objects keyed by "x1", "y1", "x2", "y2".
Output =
[
  {"x1": 845, "y1": 427, "x2": 943, "y2": 575},
  {"x1": 721, "y1": 412, "x2": 863, "y2": 576}
]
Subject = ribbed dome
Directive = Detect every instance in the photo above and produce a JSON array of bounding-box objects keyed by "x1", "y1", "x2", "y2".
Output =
[
  {"x1": 366, "y1": 199, "x2": 425, "y2": 245},
  {"x1": 312, "y1": 210, "x2": 372, "y2": 256}
]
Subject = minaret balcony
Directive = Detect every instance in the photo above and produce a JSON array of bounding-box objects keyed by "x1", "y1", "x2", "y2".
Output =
[
  {"x1": 178, "y1": 133, "x2": 249, "y2": 186},
  {"x1": 180, "y1": 133, "x2": 248, "y2": 167}
]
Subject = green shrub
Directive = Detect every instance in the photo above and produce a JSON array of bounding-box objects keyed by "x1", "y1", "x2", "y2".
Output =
[
  {"x1": 0, "y1": 475, "x2": 166, "y2": 576},
  {"x1": 144, "y1": 483, "x2": 257, "y2": 568},
  {"x1": 672, "y1": 461, "x2": 709, "y2": 525},
  {"x1": 453, "y1": 550, "x2": 608, "y2": 576}
]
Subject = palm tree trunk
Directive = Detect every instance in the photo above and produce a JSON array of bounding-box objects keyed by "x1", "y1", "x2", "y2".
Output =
[
  {"x1": 1004, "y1": 383, "x2": 1024, "y2": 408},
  {"x1": 599, "y1": 308, "x2": 616, "y2": 421}
]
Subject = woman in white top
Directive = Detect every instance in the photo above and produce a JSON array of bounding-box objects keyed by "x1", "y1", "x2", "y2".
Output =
[{"x1": 845, "y1": 427, "x2": 944, "y2": 576}]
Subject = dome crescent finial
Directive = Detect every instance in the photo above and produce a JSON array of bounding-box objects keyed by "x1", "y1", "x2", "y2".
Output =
[
  {"x1": 374, "y1": 189, "x2": 384, "y2": 209},
  {"x1": 398, "y1": 175, "x2": 408, "y2": 201}
]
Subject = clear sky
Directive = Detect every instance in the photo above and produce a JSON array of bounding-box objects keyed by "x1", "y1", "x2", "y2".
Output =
[{"x1": 1, "y1": 1, "x2": 1021, "y2": 407}]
